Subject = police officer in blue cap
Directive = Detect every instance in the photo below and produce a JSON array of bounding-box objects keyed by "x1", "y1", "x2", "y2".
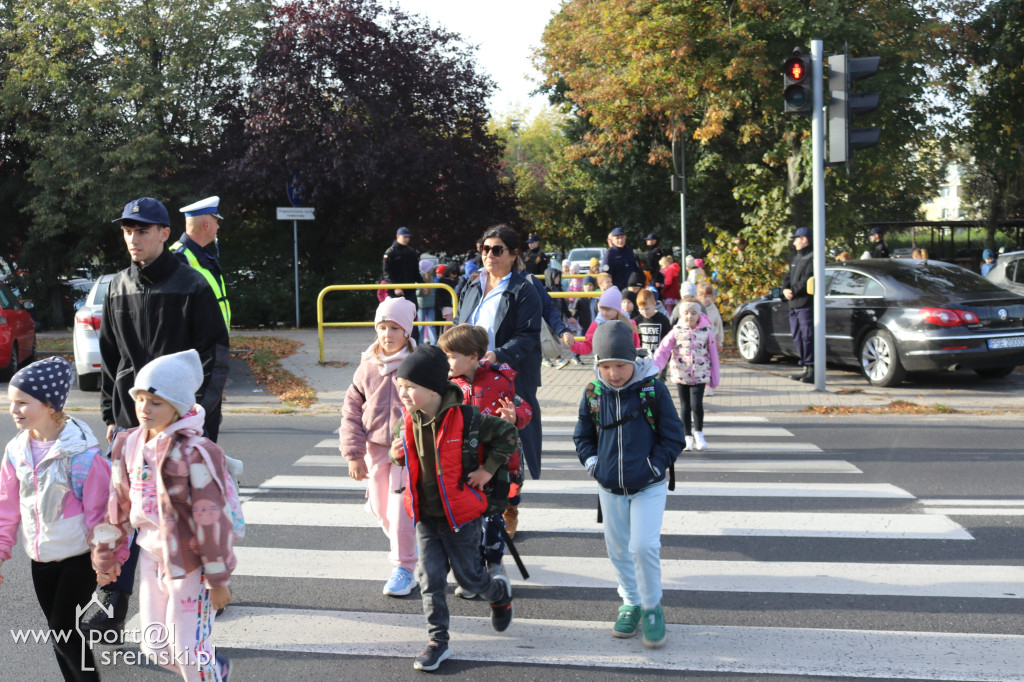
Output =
[
  {"x1": 601, "y1": 227, "x2": 642, "y2": 291},
  {"x1": 171, "y1": 196, "x2": 231, "y2": 330},
  {"x1": 868, "y1": 226, "x2": 890, "y2": 259},
  {"x1": 782, "y1": 227, "x2": 814, "y2": 382}
]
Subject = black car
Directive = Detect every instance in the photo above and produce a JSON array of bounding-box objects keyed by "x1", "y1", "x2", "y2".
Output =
[{"x1": 732, "y1": 258, "x2": 1024, "y2": 387}]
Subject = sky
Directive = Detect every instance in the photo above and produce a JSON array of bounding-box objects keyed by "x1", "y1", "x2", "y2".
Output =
[{"x1": 388, "y1": 0, "x2": 563, "y2": 117}]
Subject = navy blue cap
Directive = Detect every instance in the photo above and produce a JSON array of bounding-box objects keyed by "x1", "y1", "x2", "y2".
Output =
[
  {"x1": 113, "y1": 197, "x2": 170, "y2": 227},
  {"x1": 792, "y1": 227, "x2": 811, "y2": 239},
  {"x1": 645, "y1": 233, "x2": 658, "y2": 241},
  {"x1": 527, "y1": 233, "x2": 540, "y2": 243},
  {"x1": 610, "y1": 227, "x2": 626, "y2": 236},
  {"x1": 396, "y1": 227, "x2": 412, "y2": 237},
  {"x1": 869, "y1": 226, "x2": 883, "y2": 236}
]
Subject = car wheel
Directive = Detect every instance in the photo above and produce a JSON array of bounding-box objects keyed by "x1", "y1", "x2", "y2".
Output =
[
  {"x1": 974, "y1": 366, "x2": 1015, "y2": 379},
  {"x1": 736, "y1": 315, "x2": 769, "y2": 363},
  {"x1": 0, "y1": 343, "x2": 18, "y2": 381},
  {"x1": 860, "y1": 329, "x2": 906, "y2": 387},
  {"x1": 78, "y1": 371, "x2": 100, "y2": 392}
]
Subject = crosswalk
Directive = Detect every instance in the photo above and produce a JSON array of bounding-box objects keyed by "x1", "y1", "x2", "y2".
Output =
[{"x1": 216, "y1": 414, "x2": 1024, "y2": 680}]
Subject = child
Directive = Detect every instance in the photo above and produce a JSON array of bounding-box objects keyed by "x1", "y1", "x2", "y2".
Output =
[
  {"x1": 568, "y1": 276, "x2": 595, "y2": 365},
  {"x1": 1, "y1": 357, "x2": 108, "y2": 682},
  {"x1": 660, "y1": 255, "x2": 681, "y2": 315},
  {"x1": 543, "y1": 266, "x2": 570, "y2": 368},
  {"x1": 573, "y1": 321, "x2": 685, "y2": 648},
  {"x1": 621, "y1": 291, "x2": 638, "y2": 321},
  {"x1": 390, "y1": 345, "x2": 518, "y2": 671},
  {"x1": 340, "y1": 296, "x2": 418, "y2": 596},
  {"x1": 635, "y1": 289, "x2": 672, "y2": 358},
  {"x1": 91, "y1": 350, "x2": 234, "y2": 681},
  {"x1": 696, "y1": 282, "x2": 725, "y2": 397},
  {"x1": 438, "y1": 324, "x2": 532, "y2": 588},
  {"x1": 654, "y1": 298, "x2": 720, "y2": 451},
  {"x1": 565, "y1": 287, "x2": 640, "y2": 356},
  {"x1": 590, "y1": 271, "x2": 614, "y2": 321}
]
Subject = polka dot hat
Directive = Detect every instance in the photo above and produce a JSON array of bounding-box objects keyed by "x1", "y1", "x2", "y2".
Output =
[{"x1": 10, "y1": 357, "x2": 73, "y2": 412}]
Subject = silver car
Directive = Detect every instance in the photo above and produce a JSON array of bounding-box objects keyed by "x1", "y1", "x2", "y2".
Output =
[
  {"x1": 984, "y1": 249, "x2": 1024, "y2": 296},
  {"x1": 72, "y1": 274, "x2": 115, "y2": 391}
]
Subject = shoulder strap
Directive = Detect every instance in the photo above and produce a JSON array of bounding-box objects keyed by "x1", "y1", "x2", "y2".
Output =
[
  {"x1": 459, "y1": 404, "x2": 481, "y2": 474},
  {"x1": 585, "y1": 380, "x2": 602, "y2": 427},
  {"x1": 638, "y1": 378, "x2": 658, "y2": 432}
]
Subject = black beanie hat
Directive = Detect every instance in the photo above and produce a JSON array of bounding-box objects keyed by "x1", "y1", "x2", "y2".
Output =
[{"x1": 397, "y1": 345, "x2": 450, "y2": 395}]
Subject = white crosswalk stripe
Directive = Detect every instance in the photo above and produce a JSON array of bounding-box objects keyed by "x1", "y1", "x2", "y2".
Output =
[{"x1": 224, "y1": 414, "x2": 1018, "y2": 679}]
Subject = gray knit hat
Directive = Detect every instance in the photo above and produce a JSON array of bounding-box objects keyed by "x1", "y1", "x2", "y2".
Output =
[
  {"x1": 593, "y1": 320, "x2": 637, "y2": 363},
  {"x1": 129, "y1": 350, "x2": 203, "y2": 417},
  {"x1": 10, "y1": 357, "x2": 73, "y2": 412}
]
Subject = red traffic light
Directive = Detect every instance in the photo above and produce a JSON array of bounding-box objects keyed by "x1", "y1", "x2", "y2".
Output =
[{"x1": 784, "y1": 56, "x2": 807, "y2": 82}]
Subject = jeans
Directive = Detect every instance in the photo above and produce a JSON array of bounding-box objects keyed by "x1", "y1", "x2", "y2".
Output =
[
  {"x1": 598, "y1": 481, "x2": 667, "y2": 609},
  {"x1": 676, "y1": 383, "x2": 706, "y2": 435},
  {"x1": 31, "y1": 552, "x2": 100, "y2": 682},
  {"x1": 417, "y1": 309, "x2": 437, "y2": 345},
  {"x1": 415, "y1": 516, "x2": 505, "y2": 643}
]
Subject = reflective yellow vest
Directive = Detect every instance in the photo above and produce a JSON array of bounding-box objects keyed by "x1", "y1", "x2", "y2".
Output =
[{"x1": 170, "y1": 241, "x2": 231, "y2": 330}]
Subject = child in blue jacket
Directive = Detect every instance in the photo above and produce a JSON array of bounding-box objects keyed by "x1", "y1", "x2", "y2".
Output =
[{"x1": 573, "y1": 320, "x2": 685, "y2": 649}]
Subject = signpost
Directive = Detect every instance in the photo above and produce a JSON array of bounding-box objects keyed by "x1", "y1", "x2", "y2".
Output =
[{"x1": 277, "y1": 206, "x2": 315, "y2": 327}]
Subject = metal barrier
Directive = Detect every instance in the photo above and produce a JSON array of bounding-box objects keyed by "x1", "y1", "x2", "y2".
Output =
[
  {"x1": 316, "y1": 283, "x2": 458, "y2": 364},
  {"x1": 548, "y1": 290, "x2": 600, "y2": 341}
]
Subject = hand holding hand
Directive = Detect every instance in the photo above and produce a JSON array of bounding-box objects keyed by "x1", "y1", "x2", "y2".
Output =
[{"x1": 561, "y1": 332, "x2": 575, "y2": 346}]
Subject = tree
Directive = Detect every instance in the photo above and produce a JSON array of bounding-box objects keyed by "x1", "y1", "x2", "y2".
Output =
[{"x1": 228, "y1": 0, "x2": 516, "y2": 269}]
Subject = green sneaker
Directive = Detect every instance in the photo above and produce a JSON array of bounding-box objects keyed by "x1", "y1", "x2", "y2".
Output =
[
  {"x1": 641, "y1": 605, "x2": 666, "y2": 649},
  {"x1": 612, "y1": 604, "x2": 641, "y2": 638}
]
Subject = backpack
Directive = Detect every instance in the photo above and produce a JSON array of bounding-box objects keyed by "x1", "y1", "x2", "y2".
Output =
[
  {"x1": 185, "y1": 435, "x2": 246, "y2": 540},
  {"x1": 456, "y1": 404, "x2": 511, "y2": 517}
]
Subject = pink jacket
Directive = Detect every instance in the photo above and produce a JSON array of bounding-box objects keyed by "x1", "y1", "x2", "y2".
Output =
[
  {"x1": 90, "y1": 407, "x2": 236, "y2": 588},
  {"x1": 653, "y1": 314, "x2": 721, "y2": 388},
  {"x1": 0, "y1": 418, "x2": 109, "y2": 563},
  {"x1": 339, "y1": 342, "x2": 410, "y2": 459},
  {"x1": 569, "y1": 317, "x2": 641, "y2": 356}
]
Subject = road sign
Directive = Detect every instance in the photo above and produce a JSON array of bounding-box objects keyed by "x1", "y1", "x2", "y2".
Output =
[{"x1": 277, "y1": 207, "x2": 315, "y2": 221}]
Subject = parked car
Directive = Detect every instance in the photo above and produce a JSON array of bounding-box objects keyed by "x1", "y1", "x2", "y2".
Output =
[
  {"x1": 0, "y1": 280, "x2": 36, "y2": 381},
  {"x1": 732, "y1": 258, "x2": 1024, "y2": 387},
  {"x1": 567, "y1": 247, "x2": 607, "y2": 273},
  {"x1": 72, "y1": 274, "x2": 115, "y2": 391},
  {"x1": 984, "y1": 249, "x2": 1024, "y2": 296}
]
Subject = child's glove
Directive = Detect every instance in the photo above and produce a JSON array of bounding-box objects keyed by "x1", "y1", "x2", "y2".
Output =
[{"x1": 584, "y1": 456, "x2": 598, "y2": 478}]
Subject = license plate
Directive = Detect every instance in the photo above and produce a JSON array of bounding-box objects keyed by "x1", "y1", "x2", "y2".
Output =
[{"x1": 988, "y1": 336, "x2": 1024, "y2": 350}]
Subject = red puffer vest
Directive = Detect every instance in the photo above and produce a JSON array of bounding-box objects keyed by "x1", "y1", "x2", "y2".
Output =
[
  {"x1": 401, "y1": 406, "x2": 487, "y2": 531},
  {"x1": 451, "y1": 362, "x2": 527, "y2": 478}
]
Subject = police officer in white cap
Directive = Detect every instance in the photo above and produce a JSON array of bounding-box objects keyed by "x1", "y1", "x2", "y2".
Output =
[{"x1": 171, "y1": 196, "x2": 231, "y2": 330}]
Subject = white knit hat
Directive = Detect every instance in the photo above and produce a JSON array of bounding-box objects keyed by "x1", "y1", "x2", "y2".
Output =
[{"x1": 129, "y1": 350, "x2": 203, "y2": 417}]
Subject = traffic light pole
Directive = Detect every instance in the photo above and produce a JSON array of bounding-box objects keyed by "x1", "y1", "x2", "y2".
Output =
[{"x1": 811, "y1": 40, "x2": 826, "y2": 391}]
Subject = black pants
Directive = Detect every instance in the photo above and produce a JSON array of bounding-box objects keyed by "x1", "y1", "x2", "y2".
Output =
[
  {"x1": 31, "y1": 552, "x2": 101, "y2": 682},
  {"x1": 677, "y1": 383, "x2": 706, "y2": 435}
]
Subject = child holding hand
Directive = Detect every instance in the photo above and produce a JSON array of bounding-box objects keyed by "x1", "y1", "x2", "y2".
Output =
[
  {"x1": 91, "y1": 350, "x2": 235, "y2": 681},
  {"x1": 1, "y1": 358, "x2": 108, "y2": 682},
  {"x1": 561, "y1": 287, "x2": 640, "y2": 355},
  {"x1": 340, "y1": 296, "x2": 419, "y2": 597}
]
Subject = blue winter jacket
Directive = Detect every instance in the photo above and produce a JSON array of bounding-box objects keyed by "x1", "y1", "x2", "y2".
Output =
[{"x1": 573, "y1": 356, "x2": 686, "y2": 495}]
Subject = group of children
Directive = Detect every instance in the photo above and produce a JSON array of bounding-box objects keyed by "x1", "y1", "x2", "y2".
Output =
[{"x1": 2, "y1": 352, "x2": 236, "y2": 681}]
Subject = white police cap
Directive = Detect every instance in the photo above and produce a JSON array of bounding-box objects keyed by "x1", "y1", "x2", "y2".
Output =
[{"x1": 179, "y1": 196, "x2": 222, "y2": 219}]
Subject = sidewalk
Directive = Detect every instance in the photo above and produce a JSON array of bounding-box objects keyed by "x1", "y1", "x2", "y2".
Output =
[{"x1": 231, "y1": 328, "x2": 1024, "y2": 416}]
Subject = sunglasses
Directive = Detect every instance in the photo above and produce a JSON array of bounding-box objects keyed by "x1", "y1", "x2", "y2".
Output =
[{"x1": 480, "y1": 244, "x2": 507, "y2": 257}]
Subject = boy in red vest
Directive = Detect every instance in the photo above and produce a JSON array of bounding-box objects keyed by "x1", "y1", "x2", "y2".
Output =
[{"x1": 390, "y1": 344, "x2": 518, "y2": 671}]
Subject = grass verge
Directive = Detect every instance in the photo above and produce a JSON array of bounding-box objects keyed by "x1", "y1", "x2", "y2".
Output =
[
  {"x1": 802, "y1": 400, "x2": 957, "y2": 415},
  {"x1": 230, "y1": 336, "x2": 317, "y2": 408}
]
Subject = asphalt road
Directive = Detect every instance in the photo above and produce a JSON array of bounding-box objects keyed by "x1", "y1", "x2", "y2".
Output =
[{"x1": 1, "y1": 406, "x2": 1022, "y2": 681}]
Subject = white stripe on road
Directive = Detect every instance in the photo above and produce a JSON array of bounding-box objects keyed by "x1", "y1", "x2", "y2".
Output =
[
  {"x1": 293, "y1": 455, "x2": 861, "y2": 475},
  {"x1": 544, "y1": 439, "x2": 823, "y2": 453},
  {"x1": 542, "y1": 414, "x2": 770, "y2": 423},
  {"x1": 924, "y1": 508, "x2": 1024, "y2": 516},
  {"x1": 544, "y1": 425, "x2": 795, "y2": 438},
  {"x1": 232, "y1": 547, "x2": 1023, "y2": 599},
  {"x1": 241, "y1": 501, "x2": 971, "y2": 539},
  {"x1": 920, "y1": 499, "x2": 1024, "y2": 506},
  {"x1": 256, "y1": 475, "x2": 913, "y2": 499},
  {"x1": 211, "y1": 606, "x2": 1024, "y2": 680}
]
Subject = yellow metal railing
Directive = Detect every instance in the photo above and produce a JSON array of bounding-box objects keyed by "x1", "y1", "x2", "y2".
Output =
[
  {"x1": 316, "y1": 283, "x2": 458, "y2": 364},
  {"x1": 548, "y1": 290, "x2": 600, "y2": 341}
]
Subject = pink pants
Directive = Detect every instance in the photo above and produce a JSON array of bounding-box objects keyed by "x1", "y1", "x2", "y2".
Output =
[
  {"x1": 365, "y1": 441, "x2": 417, "y2": 571},
  {"x1": 138, "y1": 551, "x2": 220, "y2": 681}
]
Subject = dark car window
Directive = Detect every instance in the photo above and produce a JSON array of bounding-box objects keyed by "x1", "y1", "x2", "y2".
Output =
[
  {"x1": 92, "y1": 278, "x2": 112, "y2": 305},
  {"x1": 826, "y1": 271, "x2": 884, "y2": 297},
  {"x1": 1010, "y1": 258, "x2": 1024, "y2": 285},
  {"x1": 0, "y1": 283, "x2": 17, "y2": 309},
  {"x1": 886, "y1": 262, "x2": 1008, "y2": 293}
]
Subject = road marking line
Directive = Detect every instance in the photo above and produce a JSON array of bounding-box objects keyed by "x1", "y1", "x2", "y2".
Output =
[
  {"x1": 241, "y1": 501, "x2": 972, "y2": 539},
  {"x1": 923, "y1": 508, "x2": 1024, "y2": 516}
]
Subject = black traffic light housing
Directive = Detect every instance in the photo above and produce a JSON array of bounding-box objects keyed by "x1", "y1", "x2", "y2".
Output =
[
  {"x1": 827, "y1": 54, "x2": 881, "y2": 164},
  {"x1": 783, "y1": 50, "x2": 812, "y2": 114}
]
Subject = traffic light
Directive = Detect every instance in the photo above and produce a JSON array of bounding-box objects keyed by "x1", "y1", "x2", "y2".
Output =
[
  {"x1": 827, "y1": 54, "x2": 881, "y2": 164},
  {"x1": 783, "y1": 52, "x2": 811, "y2": 114}
]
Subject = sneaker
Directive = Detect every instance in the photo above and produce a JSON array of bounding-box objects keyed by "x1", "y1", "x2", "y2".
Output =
[
  {"x1": 693, "y1": 431, "x2": 707, "y2": 450},
  {"x1": 413, "y1": 641, "x2": 452, "y2": 671},
  {"x1": 554, "y1": 357, "x2": 571, "y2": 369},
  {"x1": 454, "y1": 584, "x2": 478, "y2": 600},
  {"x1": 542, "y1": 358, "x2": 554, "y2": 367},
  {"x1": 383, "y1": 567, "x2": 416, "y2": 597},
  {"x1": 488, "y1": 563, "x2": 510, "y2": 596},
  {"x1": 612, "y1": 604, "x2": 641, "y2": 638},
  {"x1": 572, "y1": 356, "x2": 584, "y2": 365},
  {"x1": 215, "y1": 654, "x2": 231, "y2": 682},
  {"x1": 489, "y1": 574, "x2": 514, "y2": 632},
  {"x1": 706, "y1": 386, "x2": 715, "y2": 396},
  {"x1": 641, "y1": 605, "x2": 666, "y2": 649},
  {"x1": 683, "y1": 435, "x2": 694, "y2": 451}
]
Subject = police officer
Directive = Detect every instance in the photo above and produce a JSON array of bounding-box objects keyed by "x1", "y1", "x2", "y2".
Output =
[
  {"x1": 601, "y1": 227, "x2": 642, "y2": 291},
  {"x1": 782, "y1": 227, "x2": 814, "y2": 382},
  {"x1": 171, "y1": 196, "x2": 231, "y2": 330},
  {"x1": 522, "y1": 233, "x2": 549, "y2": 275},
  {"x1": 868, "y1": 226, "x2": 890, "y2": 258}
]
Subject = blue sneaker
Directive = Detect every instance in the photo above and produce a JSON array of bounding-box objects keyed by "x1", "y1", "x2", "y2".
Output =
[{"x1": 383, "y1": 567, "x2": 417, "y2": 597}]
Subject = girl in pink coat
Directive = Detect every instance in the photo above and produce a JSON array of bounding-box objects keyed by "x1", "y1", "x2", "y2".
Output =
[{"x1": 340, "y1": 296, "x2": 419, "y2": 596}]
